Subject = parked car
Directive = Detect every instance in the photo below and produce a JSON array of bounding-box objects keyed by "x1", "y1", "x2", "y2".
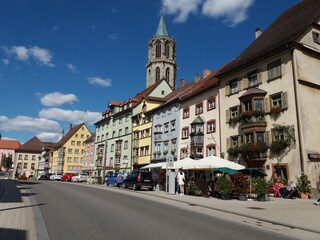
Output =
[
  {"x1": 122, "y1": 171, "x2": 154, "y2": 191},
  {"x1": 38, "y1": 174, "x2": 51, "y2": 180},
  {"x1": 49, "y1": 173, "x2": 63, "y2": 181},
  {"x1": 105, "y1": 172, "x2": 118, "y2": 186},
  {"x1": 61, "y1": 173, "x2": 74, "y2": 182},
  {"x1": 72, "y1": 173, "x2": 88, "y2": 182}
]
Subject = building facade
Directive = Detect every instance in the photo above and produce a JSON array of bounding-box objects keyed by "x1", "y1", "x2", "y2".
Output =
[
  {"x1": 0, "y1": 139, "x2": 21, "y2": 173},
  {"x1": 216, "y1": 0, "x2": 320, "y2": 185},
  {"x1": 52, "y1": 123, "x2": 91, "y2": 174},
  {"x1": 82, "y1": 133, "x2": 95, "y2": 176}
]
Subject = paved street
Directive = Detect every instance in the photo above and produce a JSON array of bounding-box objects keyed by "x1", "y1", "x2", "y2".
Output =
[{"x1": 0, "y1": 179, "x2": 320, "y2": 240}]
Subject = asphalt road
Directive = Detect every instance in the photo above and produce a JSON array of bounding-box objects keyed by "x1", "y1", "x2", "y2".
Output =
[{"x1": 30, "y1": 181, "x2": 293, "y2": 240}]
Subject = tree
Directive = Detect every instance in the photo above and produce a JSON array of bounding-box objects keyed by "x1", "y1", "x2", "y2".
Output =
[{"x1": 4, "y1": 156, "x2": 13, "y2": 171}]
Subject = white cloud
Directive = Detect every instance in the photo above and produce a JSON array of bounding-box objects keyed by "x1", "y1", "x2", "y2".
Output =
[
  {"x1": 66, "y1": 63, "x2": 78, "y2": 73},
  {"x1": 39, "y1": 108, "x2": 101, "y2": 125},
  {"x1": 202, "y1": 0, "x2": 254, "y2": 26},
  {"x1": 51, "y1": 25, "x2": 58, "y2": 32},
  {"x1": 29, "y1": 46, "x2": 55, "y2": 66},
  {"x1": 163, "y1": 0, "x2": 254, "y2": 26},
  {"x1": 163, "y1": 0, "x2": 202, "y2": 23},
  {"x1": 88, "y1": 77, "x2": 112, "y2": 87},
  {"x1": 0, "y1": 115, "x2": 61, "y2": 133},
  {"x1": 2, "y1": 45, "x2": 55, "y2": 67},
  {"x1": 2, "y1": 59, "x2": 9, "y2": 65},
  {"x1": 108, "y1": 33, "x2": 118, "y2": 40},
  {"x1": 40, "y1": 92, "x2": 79, "y2": 107},
  {"x1": 36, "y1": 132, "x2": 60, "y2": 142}
]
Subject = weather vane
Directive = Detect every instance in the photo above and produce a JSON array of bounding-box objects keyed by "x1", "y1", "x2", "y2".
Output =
[{"x1": 160, "y1": 0, "x2": 164, "y2": 15}]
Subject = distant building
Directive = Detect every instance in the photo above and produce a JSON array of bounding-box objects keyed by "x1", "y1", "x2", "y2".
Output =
[
  {"x1": 82, "y1": 133, "x2": 95, "y2": 176},
  {"x1": 13, "y1": 136, "x2": 43, "y2": 178},
  {"x1": 52, "y1": 123, "x2": 91, "y2": 174},
  {"x1": 0, "y1": 139, "x2": 21, "y2": 172}
]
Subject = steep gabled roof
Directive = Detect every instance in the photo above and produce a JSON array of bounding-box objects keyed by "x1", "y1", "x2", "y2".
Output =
[
  {"x1": 0, "y1": 139, "x2": 21, "y2": 150},
  {"x1": 16, "y1": 136, "x2": 43, "y2": 153},
  {"x1": 191, "y1": 116, "x2": 205, "y2": 125},
  {"x1": 53, "y1": 123, "x2": 85, "y2": 149},
  {"x1": 217, "y1": 0, "x2": 320, "y2": 76}
]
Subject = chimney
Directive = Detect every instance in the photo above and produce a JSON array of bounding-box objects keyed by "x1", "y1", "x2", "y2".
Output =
[
  {"x1": 70, "y1": 124, "x2": 73, "y2": 130},
  {"x1": 255, "y1": 27, "x2": 262, "y2": 39},
  {"x1": 194, "y1": 73, "x2": 201, "y2": 83},
  {"x1": 180, "y1": 78, "x2": 185, "y2": 87},
  {"x1": 203, "y1": 69, "x2": 211, "y2": 78}
]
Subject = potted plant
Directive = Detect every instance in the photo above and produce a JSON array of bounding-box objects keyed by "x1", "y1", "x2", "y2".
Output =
[
  {"x1": 296, "y1": 172, "x2": 312, "y2": 199},
  {"x1": 215, "y1": 176, "x2": 232, "y2": 200},
  {"x1": 187, "y1": 180, "x2": 202, "y2": 196},
  {"x1": 232, "y1": 173, "x2": 248, "y2": 201},
  {"x1": 252, "y1": 178, "x2": 268, "y2": 201},
  {"x1": 269, "y1": 140, "x2": 288, "y2": 154},
  {"x1": 270, "y1": 106, "x2": 282, "y2": 116},
  {"x1": 227, "y1": 146, "x2": 239, "y2": 159}
]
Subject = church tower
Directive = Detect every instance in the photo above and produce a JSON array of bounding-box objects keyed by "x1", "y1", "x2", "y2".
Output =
[{"x1": 146, "y1": 15, "x2": 176, "y2": 89}]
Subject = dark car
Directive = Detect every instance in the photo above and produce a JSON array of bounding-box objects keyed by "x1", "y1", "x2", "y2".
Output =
[
  {"x1": 38, "y1": 174, "x2": 51, "y2": 180},
  {"x1": 122, "y1": 171, "x2": 154, "y2": 191}
]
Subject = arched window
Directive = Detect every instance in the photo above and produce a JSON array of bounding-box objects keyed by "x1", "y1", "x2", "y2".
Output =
[
  {"x1": 165, "y1": 43, "x2": 170, "y2": 58},
  {"x1": 156, "y1": 42, "x2": 161, "y2": 58},
  {"x1": 165, "y1": 68, "x2": 170, "y2": 81},
  {"x1": 156, "y1": 67, "x2": 160, "y2": 81}
]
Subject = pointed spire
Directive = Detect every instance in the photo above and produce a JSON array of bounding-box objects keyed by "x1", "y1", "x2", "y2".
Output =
[{"x1": 155, "y1": 15, "x2": 169, "y2": 37}]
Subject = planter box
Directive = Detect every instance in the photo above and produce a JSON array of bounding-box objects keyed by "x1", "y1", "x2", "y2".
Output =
[{"x1": 300, "y1": 193, "x2": 309, "y2": 199}]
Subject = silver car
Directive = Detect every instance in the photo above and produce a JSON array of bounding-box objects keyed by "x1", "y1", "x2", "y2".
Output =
[{"x1": 72, "y1": 173, "x2": 88, "y2": 183}]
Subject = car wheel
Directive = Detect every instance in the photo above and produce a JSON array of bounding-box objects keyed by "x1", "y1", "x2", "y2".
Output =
[
  {"x1": 122, "y1": 182, "x2": 127, "y2": 189},
  {"x1": 106, "y1": 183, "x2": 109, "y2": 186},
  {"x1": 133, "y1": 183, "x2": 137, "y2": 191},
  {"x1": 149, "y1": 187, "x2": 154, "y2": 191}
]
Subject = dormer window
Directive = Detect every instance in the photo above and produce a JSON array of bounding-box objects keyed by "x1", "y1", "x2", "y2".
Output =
[{"x1": 312, "y1": 31, "x2": 320, "y2": 44}]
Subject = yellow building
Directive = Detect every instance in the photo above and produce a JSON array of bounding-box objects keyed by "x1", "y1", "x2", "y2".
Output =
[
  {"x1": 52, "y1": 123, "x2": 91, "y2": 174},
  {"x1": 132, "y1": 96, "x2": 166, "y2": 168}
]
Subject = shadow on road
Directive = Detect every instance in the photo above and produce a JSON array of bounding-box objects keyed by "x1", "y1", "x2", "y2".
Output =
[{"x1": 0, "y1": 228, "x2": 27, "y2": 239}]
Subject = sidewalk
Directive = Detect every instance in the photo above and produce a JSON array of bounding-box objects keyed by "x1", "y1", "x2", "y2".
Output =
[
  {"x1": 0, "y1": 179, "x2": 37, "y2": 240},
  {"x1": 0, "y1": 179, "x2": 319, "y2": 240}
]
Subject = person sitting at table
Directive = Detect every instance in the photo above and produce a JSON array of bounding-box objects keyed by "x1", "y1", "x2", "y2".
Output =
[{"x1": 273, "y1": 179, "x2": 284, "y2": 197}]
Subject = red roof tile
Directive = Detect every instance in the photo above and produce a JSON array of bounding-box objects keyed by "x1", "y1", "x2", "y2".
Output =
[{"x1": 0, "y1": 139, "x2": 21, "y2": 150}]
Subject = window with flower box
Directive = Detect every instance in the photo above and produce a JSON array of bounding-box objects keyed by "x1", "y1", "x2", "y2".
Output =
[{"x1": 207, "y1": 144, "x2": 216, "y2": 156}]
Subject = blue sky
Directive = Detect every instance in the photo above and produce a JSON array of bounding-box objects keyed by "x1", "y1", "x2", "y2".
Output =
[{"x1": 0, "y1": 0, "x2": 300, "y2": 143}]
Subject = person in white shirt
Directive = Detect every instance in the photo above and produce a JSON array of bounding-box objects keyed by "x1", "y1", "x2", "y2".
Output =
[{"x1": 177, "y1": 169, "x2": 185, "y2": 195}]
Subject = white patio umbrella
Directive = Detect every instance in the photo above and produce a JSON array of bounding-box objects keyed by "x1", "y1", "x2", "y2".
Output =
[
  {"x1": 195, "y1": 155, "x2": 245, "y2": 170},
  {"x1": 141, "y1": 162, "x2": 167, "y2": 169},
  {"x1": 161, "y1": 157, "x2": 195, "y2": 170}
]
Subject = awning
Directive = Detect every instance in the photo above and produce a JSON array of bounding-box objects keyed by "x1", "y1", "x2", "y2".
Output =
[
  {"x1": 141, "y1": 162, "x2": 167, "y2": 169},
  {"x1": 212, "y1": 167, "x2": 237, "y2": 175}
]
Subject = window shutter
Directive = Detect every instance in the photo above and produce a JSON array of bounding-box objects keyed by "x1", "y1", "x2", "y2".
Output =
[
  {"x1": 264, "y1": 97, "x2": 270, "y2": 113},
  {"x1": 226, "y1": 138, "x2": 231, "y2": 150},
  {"x1": 265, "y1": 131, "x2": 270, "y2": 145},
  {"x1": 281, "y1": 92, "x2": 288, "y2": 109},
  {"x1": 226, "y1": 109, "x2": 230, "y2": 123},
  {"x1": 236, "y1": 105, "x2": 240, "y2": 116},
  {"x1": 243, "y1": 77, "x2": 249, "y2": 89},
  {"x1": 225, "y1": 85, "x2": 231, "y2": 96},
  {"x1": 237, "y1": 80, "x2": 243, "y2": 91},
  {"x1": 257, "y1": 71, "x2": 263, "y2": 84}
]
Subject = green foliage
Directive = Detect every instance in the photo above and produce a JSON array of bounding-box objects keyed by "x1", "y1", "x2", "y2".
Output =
[
  {"x1": 232, "y1": 173, "x2": 248, "y2": 194},
  {"x1": 296, "y1": 172, "x2": 312, "y2": 194},
  {"x1": 216, "y1": 176, "x2": 232, "y2": 198},
  {"x1": 187, "y1": 180, "x2": 202, "y2": 196},
  {"x1": 252, "y1": 178, "x2": 268, "y2": 197},
  {"x1": 4, "y1": 156, "x2": 13, "y2": 170},
  {"x1": 227, "y1": 146, "x2": 239, "y2": 159},
  {"x1": 269, "y1": 140, "x2": 289, "y2": 154}
]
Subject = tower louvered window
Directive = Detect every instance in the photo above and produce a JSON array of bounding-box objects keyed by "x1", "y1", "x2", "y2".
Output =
[{"x1": 156, "y1": 42, "x2": 161, "y2": 58}]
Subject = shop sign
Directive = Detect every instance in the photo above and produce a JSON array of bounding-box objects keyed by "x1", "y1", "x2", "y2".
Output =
[{"x1": 308, "y1": 153, "x2": 320, "y2": 160}]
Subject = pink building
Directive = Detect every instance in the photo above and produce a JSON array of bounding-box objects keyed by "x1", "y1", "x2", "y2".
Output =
[{"x1": 0, "y1": 139, "x2": 21, "y2": 172}]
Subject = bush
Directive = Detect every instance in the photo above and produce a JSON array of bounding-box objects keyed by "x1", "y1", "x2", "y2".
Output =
[
  {"x1": 296, "y1": 172, "x2": 312, "y2": 194},
  {"x1": 187, "y1": 180, "x2": 202, "y2": 196},
  {"x1": 216, "y1": 176, "x2": 232, "y2": 199},
  {"x1": 232, "y1": 173, "x2": 248, "y2": 194},
  {"x1": 252, "y1": 178, "x2": 268, "y2": 197}
]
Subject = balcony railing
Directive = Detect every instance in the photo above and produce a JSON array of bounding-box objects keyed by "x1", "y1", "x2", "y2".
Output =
[{"x1": 115, "y1": 149, "x2": 122, "y2": 156}]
